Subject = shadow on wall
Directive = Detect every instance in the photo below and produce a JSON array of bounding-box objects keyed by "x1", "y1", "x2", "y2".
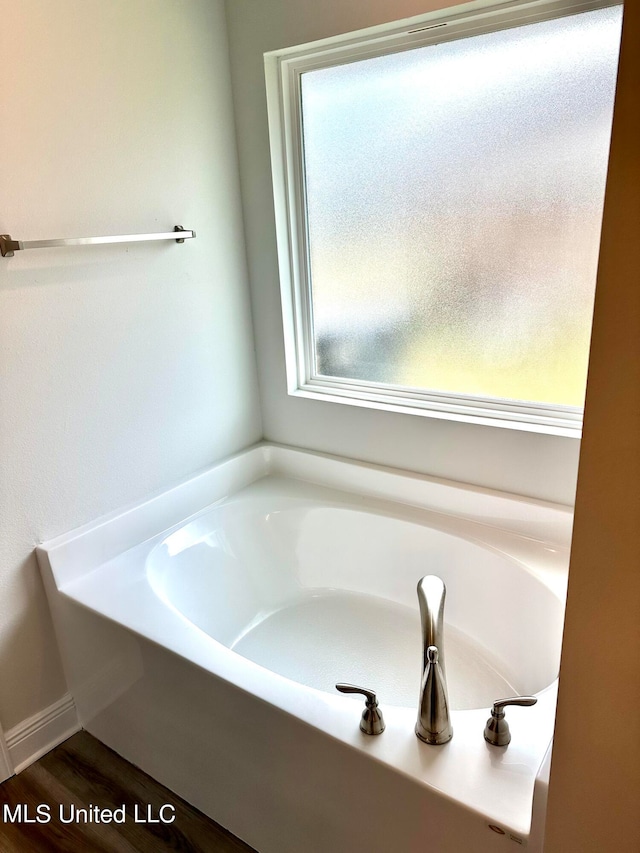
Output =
[{"x1": 0, "y1": 553, "x2": 67, "y2": 731}]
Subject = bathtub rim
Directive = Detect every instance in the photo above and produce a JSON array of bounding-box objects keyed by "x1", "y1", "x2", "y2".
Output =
[{"x1": 38, "y1": 440, "x2": 573, "y2": 590}]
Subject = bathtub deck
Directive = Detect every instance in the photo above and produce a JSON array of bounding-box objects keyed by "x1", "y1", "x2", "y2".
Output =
[{"x1": 0, "y1": 732, "x2": 258, "y2": 852}]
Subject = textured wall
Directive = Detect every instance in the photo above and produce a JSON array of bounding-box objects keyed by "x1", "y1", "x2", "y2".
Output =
[{"x1": 0, "y1": 0, "x2": 262, "y2": 730}]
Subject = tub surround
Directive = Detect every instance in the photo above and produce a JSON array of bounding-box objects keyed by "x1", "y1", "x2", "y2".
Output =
[{"x1": 37, "y1": 443, "x2": 571, "y2": 853}]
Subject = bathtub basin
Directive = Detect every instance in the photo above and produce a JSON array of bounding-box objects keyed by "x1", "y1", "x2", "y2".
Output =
[
  {"x1": 148, "y1": 482, "x2": 562, "y2": 711},
  {"x1": 38, "y1": 443, "x2": 571, "y2": 853}
]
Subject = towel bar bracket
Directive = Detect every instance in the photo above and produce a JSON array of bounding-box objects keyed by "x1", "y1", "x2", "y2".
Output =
[{"x1": 0, "y1": 235, "x2": 20, "y2": 257}]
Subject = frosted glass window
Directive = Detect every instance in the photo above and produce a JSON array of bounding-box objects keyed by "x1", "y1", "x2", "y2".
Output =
[{"x1": 300, "y1": 7, "x2": 621, "y2": 408}]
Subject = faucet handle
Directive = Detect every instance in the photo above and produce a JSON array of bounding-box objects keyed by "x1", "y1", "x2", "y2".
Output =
[
  {"x1": 484, "y1": 696, "x2": 537, "y2": 746},
  {"x1": 336, "y1": 683, "x2": 385, "y2": 735}
]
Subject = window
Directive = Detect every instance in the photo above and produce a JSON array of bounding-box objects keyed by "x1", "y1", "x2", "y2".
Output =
[{"x1": 265, "y1": 1, "x2": 622, "y2": 435}]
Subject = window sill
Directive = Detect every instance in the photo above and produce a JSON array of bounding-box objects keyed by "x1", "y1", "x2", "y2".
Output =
[{"x1": 291, "y1": 381, "x2": 582, "y2": 438}]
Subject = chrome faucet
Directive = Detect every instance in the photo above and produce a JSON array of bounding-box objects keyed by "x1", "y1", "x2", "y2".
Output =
[{"x1": 415, "y1": 575, "x2": 453, "y2": 744}]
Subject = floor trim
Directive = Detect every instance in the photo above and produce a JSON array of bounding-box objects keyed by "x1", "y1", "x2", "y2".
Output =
[{"x1": 5, "y1": 694, "x2": 80, "y2": 774}]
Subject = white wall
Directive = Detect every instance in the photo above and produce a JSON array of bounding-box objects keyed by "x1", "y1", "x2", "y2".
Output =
[
  {"x1": 0, "y1": 729, "x2": 10, "y2": 783},
  {"x1": 0, "y1": 0, "x2": 262, "y2": 731},
  {"x1": 225, "y1": 0, "x2": 582, "y2": 505}
]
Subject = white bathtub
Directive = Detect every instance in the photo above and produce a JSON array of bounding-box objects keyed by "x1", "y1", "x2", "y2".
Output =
[{"x1": 38, "y1": 443, "x2": 571, "y2": 853}]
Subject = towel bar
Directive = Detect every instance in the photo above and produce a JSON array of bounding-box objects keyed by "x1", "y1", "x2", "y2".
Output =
[{"x1": 0, "y1": 225, "x2": 195, "y2": 257}]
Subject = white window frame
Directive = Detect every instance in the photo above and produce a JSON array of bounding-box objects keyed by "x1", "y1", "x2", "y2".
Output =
[{"x1": 265, "y1": 0, "x2": 621, "y2": 438}]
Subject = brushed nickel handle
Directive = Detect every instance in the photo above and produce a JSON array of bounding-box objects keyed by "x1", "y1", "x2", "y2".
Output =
[
  {"x1": 484, "y1": 695, "x2": 537, "y2": 746},
  {"x1": 336, "y1": 683, "x2": 385, "y2": 735}
]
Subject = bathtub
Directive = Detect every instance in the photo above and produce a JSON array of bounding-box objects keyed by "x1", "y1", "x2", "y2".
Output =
[{"x1": 37, "y1": 443, "x2": 570, "y2": 853}]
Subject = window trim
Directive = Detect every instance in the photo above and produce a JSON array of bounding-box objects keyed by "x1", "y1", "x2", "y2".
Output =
[{"x1": 265, "y1": 0, "x2": 621, "y2": 438}]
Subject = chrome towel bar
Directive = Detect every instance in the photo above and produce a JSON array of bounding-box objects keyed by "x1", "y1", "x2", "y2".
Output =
[{"x1": 0, "y1": 225, "x2": 195, "y2": 257}]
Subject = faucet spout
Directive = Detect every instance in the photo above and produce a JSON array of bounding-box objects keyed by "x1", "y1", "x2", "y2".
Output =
[{"x1": 415, "y1": 575, "x2": 453, "y2": 744}]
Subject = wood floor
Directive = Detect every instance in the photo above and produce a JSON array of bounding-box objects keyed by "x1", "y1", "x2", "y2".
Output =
[{"x1": 0, "y1": 731, "x2": 258, "y2": 852}]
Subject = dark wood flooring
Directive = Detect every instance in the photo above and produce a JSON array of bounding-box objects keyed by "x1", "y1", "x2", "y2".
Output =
[{"x1": 0, "y1": 731, "x2": 258, "y2": 852}]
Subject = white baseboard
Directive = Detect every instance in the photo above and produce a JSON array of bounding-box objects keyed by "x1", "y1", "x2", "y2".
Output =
[{"x1": 5, "y1": 694, "x2": 80, "y2": 774}]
